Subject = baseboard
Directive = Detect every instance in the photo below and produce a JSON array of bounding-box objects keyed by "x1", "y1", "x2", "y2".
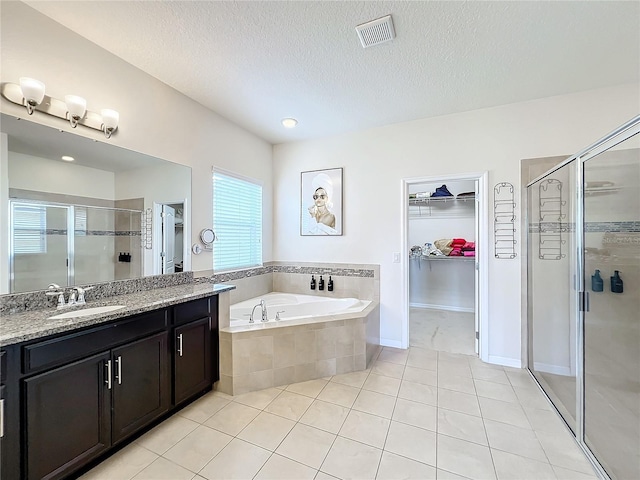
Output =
[
  {"x1": 410, "y1": 303, "x2": 474, "y2": 313},
  {"x1": 533, "y1": 362, "x2": 572, "y2": 376},
  {"x1": 488, "y1": 355, "x2": 522, "y2": 368},
  {"x1": 379, "y1": 338, "x2": 403, "y2": 349}
]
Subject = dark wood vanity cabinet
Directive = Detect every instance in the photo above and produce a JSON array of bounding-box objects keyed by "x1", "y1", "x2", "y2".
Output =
[
  {"x1": 172, "y1": 296, "x2": 217, "y2": 406},
  {"x1": 3, "y1": 294, "x2": 219, "y2": 480}
]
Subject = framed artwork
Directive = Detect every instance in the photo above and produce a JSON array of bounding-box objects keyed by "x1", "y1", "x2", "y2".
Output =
[{"x1": 300, "y1": 167, "x2": 343, "y2": 236}]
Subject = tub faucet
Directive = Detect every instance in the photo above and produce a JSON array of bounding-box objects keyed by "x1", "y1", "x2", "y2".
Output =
[{"x1": 250, "y1": 299, "x2": 268, "y2": 323}]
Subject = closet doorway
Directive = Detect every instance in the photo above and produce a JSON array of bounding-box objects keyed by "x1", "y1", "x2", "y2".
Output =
[{"x1": 401, "y1": 172, "x2": 488, "y2": 361}]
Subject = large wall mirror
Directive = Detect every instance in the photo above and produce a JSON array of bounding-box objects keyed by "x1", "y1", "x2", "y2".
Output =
[{"x1": 0, "y1": 113, "x2": 192, "y2": 294}]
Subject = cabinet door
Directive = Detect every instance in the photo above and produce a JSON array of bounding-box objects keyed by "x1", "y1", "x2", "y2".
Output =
[
  {"x1": 25, "y1": 351, "x2": 111, "y2": 480},
  {"x1": 174, "y1": 317, "x2": 211, "y2": 405},
  {"x1": 111, "y1": 332, "x2": 170, "y2": 444}
]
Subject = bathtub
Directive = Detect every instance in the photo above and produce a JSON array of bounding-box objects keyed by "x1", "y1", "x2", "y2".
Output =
[
  {"x1": 218, "y1": 291, "x2": 380, "y2": 396},
  {"x1": 229, "y1": 292, "x2": 371, "y2": 327}
]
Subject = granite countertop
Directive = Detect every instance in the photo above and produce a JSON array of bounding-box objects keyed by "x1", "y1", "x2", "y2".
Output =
[{"x1": 0, "y1": 283, "x2": 235, "y2": 347}]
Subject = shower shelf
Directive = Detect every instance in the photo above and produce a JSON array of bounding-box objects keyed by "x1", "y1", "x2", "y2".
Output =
[{"x1": 494, "y1": 182, "x2": 517, "y2": 259}]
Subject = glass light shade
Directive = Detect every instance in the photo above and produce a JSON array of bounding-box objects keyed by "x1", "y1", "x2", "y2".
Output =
[
  {"x1": 19, "y1": 77, "x2": 45, "y2": 111},
  {"x1": 65, "y1": 95, "x2": 87, "y2": 119},
  {"x1": 101, "y1": 109, "x2": 119, "y2": 129}
]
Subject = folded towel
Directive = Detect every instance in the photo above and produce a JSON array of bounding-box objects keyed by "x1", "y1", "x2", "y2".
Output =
[
  {"x1": 462, "y1": 241, "x2": 475, "y2": 251},
  {"x1": 434, "y1": 239, "x2": 453, "y2": 256},
  {"x1": 463, "y1": 251, "x2": 475, "y2": 257}
]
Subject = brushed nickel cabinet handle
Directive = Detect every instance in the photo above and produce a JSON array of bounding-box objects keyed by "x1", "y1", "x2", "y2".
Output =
[
  {"x1": 105, "y1": 360, "x2": 112, "y2": 389},
  {"x1": 177, "y1": 334, "x2": 183, "y2": 357},
  {"x1": 0, "y1": 398, "x2": 4, "y2": 438},
  {"x1": 115, "y1": 355, "x2": 122, "y2": 385}
]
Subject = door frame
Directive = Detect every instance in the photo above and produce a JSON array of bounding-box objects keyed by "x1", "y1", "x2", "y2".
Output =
[
  {"x1": 152, "y1": 198, "x2": 190, "y2": 275},
  {"x1": 400, "y1": 171, "x2": 489, "y2": 362}
]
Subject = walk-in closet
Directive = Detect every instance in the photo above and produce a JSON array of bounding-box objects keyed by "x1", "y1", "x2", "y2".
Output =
[{"x1": 408, "y1": 179, "x2": 478, "y2": 355}]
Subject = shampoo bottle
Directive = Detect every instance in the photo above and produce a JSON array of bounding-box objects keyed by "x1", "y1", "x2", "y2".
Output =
[
  {"x1": 310, "y1": 275, "x2": 316, "y2": 290},
  {"x1": 610, "y1": 270, "x2": 624, "y2": 293},
  {"x1": 319, "y1": 275, "x2": 325, "y2": 291},
  {"x1": 591, "y1": 269, "x2": 604, "y2": 292},
  {"x1": 328, "y1": 276, "x2": 334, "y2": 292}
]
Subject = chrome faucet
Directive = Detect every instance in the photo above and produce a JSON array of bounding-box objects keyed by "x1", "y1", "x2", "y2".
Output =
[
  {"x1": 250, "y1": 299, "x2": 268, "y2": 323},
  {"x1": 46, "y1": 283, "x2": 67, "y2": 309}
]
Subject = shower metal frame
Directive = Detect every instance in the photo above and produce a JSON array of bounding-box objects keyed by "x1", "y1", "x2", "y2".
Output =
[{"x1": 526, "y1": 114, "x2": 640, "y2": 480}]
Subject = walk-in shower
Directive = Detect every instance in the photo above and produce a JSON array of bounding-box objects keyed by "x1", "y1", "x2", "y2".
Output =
[{"x1": 527, "y1": 115, "x2": 639, "y2": 479}]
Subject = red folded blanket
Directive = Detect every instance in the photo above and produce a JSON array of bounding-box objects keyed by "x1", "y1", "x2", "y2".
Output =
[{"x1": 462, "y1": 241, "x2": 475, "y2": 251}]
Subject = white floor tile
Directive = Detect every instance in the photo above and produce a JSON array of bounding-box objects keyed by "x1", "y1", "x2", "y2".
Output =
[
  {"x1": 162, "y1": 425, "x2": 233, "y2": 473},
  {"x1": 198, "y1": 438, "x2": 271, "y2": 480},
  {"x1": 376, "y1": 451, "x2": 436, "y2": 480},
  {"x1": 131, "y1": 457, "x2": 194, "y2": 480},
  {"x1": 254, "y1": 454, "x2": 317, "y2": 480},
  {"x1": 317, "y1": 382, "x2": 361, "y2": 408},
  {"x1": 339, "y1": 410, "x2": 391, "y2": 449},
  {"x1": 320, "y1": 436, "x2": 382, "y2": 480},
  {"x1": 392, "y1": 398, "x2": 437, "y2": 432},
  {"x1": 492, "y1": 449, "x2": 556, "y2": 480},
  {"x1": 276, "y1": 423, "x2": 336, "y2": 469},
  {"x1": 237, "y1": 411, "x2": 296, "y2": 451},
  {"x1": 478, "y1": 396, "x2": 531, "y2": 429},
  {"x1": 437, "y1": 409, "x2": 487, "y2": 445},
  {"x1": 79, "y1": 443, "x2": 158, "y2": 480},
  {"x1": 135, "y1": 415, "x2": 199, "y2": 455},
  {"x1": 203, "y1": 401, "x2": 261, "y2": 436},
  {"x1": 398, "y1": 380, "x2": 438, "y2": 406},
  {"x1": 265, "y1": 390, "x2": 314, "y2": 421},
  {"x1": 286, "y1": 379, "x2": 329, "y2": 398},
  {"x1": 438, "y1": 388, "x2": 481, "y2": 417},
  {"x1": 436, "y1": 434, "x2": 496, "y2": 479},
  {"x1": 484, "y1": 419, "x2": 548, "y2": 462},
  {"x1": 352, "y1": 389, "x2": 397, "y2": 418},
  {"x1": 384, "y1": 421, "x2": 436, "y2": 466},
  {"x1": 299, "y1": 399, "x2": 350, "y2": 434},
  {"x1": 363, "y1": 373, "x2": 402, "y2": 396}
]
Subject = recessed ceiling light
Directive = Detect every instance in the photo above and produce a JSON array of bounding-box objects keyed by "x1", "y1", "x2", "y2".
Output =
[
  {"x1": 61, "y1": 155, "x2": 75, "y2": 162},
  {"x1": 281, "y1": 118, "x2": 298, "y2": 128}
]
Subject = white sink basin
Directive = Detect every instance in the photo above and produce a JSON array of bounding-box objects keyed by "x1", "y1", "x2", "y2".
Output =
[{"x1": 48, "y1": 305, "x2": 126, "y2": 320}]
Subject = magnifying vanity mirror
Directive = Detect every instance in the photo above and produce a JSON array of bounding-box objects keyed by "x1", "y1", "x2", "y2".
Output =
[{"x1": 0, "y1": 113, "x2": 192, "y2": 294}]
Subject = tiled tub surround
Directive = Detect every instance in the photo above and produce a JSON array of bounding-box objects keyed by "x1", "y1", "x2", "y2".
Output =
[
  {"x1": 197, "y1": 262, "x2": 381, "y2": 396},
  {"x1": 195, "y1": 262, "x2": 379, "y2": 305},
  {"x1": 217, "y1": 301, "x2": 381, "y2": 396},
  {"x1": 0, "y1": 281, "x2": 234, "y2": 346},
  {"x1": 0, "y1": 271, "x2": 194, "y2": 315}
]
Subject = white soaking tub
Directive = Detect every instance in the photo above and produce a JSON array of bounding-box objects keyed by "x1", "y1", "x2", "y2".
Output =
[{"x1": 229, "y1": 292, "x2": 371, "y2": 327}]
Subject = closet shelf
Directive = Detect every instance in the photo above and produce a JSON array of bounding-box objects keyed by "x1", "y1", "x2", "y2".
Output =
[
  {"x1": 411, "y1": 255, "x2": 475, "y2": 262},
  {"x1": 409, "y1": 196, "x2": 475, "y2": 206}
]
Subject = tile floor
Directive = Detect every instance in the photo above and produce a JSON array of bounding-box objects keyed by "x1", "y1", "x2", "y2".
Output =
[
  {"x1": 410, "y1": 308, "x2": 476, "y2": 356},
  {"x1": 80, "y1": 346, "x2": 600, "y2": 480}
]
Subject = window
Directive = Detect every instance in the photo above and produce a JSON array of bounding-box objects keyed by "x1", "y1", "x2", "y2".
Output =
[
  {"x1": 212, "y1": 169, "x2": 262, "y2": 271},
  {"x1": 12, "y1": 203, "x2": 46, "y2": 254}
]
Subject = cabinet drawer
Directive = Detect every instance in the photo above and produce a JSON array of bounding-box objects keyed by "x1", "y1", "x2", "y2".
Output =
[
  {"x1": 23, "y1": 309, "x2": 167, "y2": 375},
  {"x1": 173, "y1": 298, "x2": 209, "y2": 326}
]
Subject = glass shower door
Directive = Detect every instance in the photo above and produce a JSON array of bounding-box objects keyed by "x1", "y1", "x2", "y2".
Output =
[
  {"x1": 10, "y1": 202, "x2": 70, "y2": 292},
  {"x1": 527, "y1": 160, "x2": 578, "y2": 432},
  {"x1": 582, "y1": 137, "x2": 640, "y2": 479}
]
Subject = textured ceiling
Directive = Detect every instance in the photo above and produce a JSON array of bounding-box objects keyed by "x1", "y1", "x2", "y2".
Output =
[{"x1": 23, "y1": 1, "x2": 640, "y2": 144}]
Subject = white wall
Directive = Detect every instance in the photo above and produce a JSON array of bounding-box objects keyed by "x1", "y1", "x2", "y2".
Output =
[
  {"x1": 273, "y1": 83, "x2": 640, "y2": 365},
  {"x1": 8, "y1": 152, "x2": 115, "y2": 199},
  {"x1": 0, "y1": 2, "x2": 273, "y2": 274},
  {"x1": 115, "y1": 163, "x2": 192, "y2": 275}
]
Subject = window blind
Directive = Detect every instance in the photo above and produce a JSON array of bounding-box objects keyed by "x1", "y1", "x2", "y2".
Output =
[
  {"x1": 13, "y1": 204, "x2": 46, "y2": 254},
  {"x1": 212, "y1": 170, "x2": 262, "y2": 271}
]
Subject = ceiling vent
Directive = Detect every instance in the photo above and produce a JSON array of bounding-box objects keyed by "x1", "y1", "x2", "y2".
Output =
[{"x1": 355, "y1": 15, "x2": 395, "y2": 48}]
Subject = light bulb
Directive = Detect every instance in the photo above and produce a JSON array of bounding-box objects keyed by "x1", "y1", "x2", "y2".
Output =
[
  {"x1": 101, "y1": 109, "x2": 119, "y2": 138},
  {"x1": 65, "y1": 95, "x2": 87, "y2": 128}
]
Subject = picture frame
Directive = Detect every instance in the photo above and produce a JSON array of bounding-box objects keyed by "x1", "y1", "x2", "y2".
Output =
[{"x1": 300, "y1": 167, "x2": 343, "y2": 236}]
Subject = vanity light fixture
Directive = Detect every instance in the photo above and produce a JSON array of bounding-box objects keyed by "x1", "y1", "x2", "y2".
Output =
[
  {"x1": 1, "y1": 78, "x2": 120, "y2": 139},
  {"x1": 64, "y1": 95, "x2": 87, "y2": 128},
  {"x1": 19, "y1": 77, "x2": 46, "y2": 115},
  {"x1": 282, "y1": 117, "x2": 298, "y2": 128}
]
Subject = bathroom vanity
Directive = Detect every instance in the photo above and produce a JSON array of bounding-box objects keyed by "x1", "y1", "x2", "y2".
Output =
[{"x1": 0, "y1": 283, "x2": 232, "y2": 480}]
